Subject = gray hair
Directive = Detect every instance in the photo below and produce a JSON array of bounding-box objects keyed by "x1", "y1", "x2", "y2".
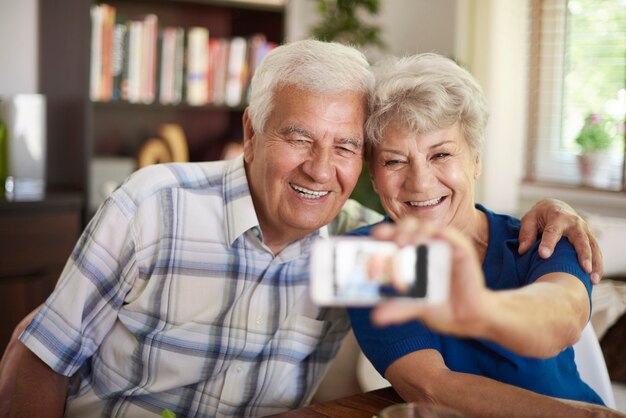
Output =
[
  {"x1": 365, "y1": 53, "x2": 489, "y2": 157},
  {"x1": 248, "y1": 39, "x2": 374, "y2": 133}
]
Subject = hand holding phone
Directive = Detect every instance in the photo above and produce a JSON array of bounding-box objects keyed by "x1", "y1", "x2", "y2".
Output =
[{"x1": 310, "y1": 237, "x2": 451, "y2": 306}]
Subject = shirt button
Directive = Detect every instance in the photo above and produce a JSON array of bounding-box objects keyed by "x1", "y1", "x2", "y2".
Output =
[
  {"x1": 256, "y1": 315, "x2": 264, "y2": 325},
  {"x1": 236, "y1": 366, "x2": 243, "y2": 373}
]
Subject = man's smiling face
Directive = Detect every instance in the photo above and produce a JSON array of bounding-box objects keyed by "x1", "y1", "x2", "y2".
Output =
[{"x1": 243, "y1": 85, "x2": 366, "y2": 251}]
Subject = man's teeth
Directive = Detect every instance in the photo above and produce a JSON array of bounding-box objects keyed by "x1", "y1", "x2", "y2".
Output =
[
  {"x1": 291, "y1": 184, "x2": 329, "y2": 199},
  {"x1": 409, "y1": 197, "x2": 442, "y2": 207}
]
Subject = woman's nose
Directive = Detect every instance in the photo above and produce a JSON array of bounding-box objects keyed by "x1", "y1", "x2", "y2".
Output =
[{"x1": 405, "y1": 161, "x2": 436, "y2": 191}]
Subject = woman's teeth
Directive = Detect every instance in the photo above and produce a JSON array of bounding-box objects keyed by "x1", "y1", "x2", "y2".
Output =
[
  {"x1": 291, "y1": 184, "x2": 329, "y2": 199},
  {"x1": 409, "y1": 197, "x2": 443, "y2": 207}
]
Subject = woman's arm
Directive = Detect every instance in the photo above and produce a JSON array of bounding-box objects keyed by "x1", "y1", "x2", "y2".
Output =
[
  {"x1": 518, "y1": 198, "x2": 603, "y2": 283},
  {"x1": 476, "y1": 272, "x2": 589, "y2": 357},
  {"x1": 386, "y1": 349, "x2": 625, "y2": 418},
  {"x1": 370, "y1": 219, "x2": 589, "y2": 358}
]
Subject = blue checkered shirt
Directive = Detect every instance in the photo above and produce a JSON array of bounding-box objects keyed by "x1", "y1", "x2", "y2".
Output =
[{"x1": 20, "y1": 156, "x2": 381, "y2": 417}]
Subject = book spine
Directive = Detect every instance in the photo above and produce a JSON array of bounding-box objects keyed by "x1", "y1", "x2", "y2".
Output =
[
  {"x1": 212, "y1": 39, "x2": 230, "y2": 106},
  {"x1": 127, "y1": 20, "x2": 143, "y2": 103},
  {"x1": 112, "y1": 21, "x2": 127, "y2": 101},
  {"x1": 172, "y1": 27, "x2": 185, "y2": 105},
  {"x1": 225, "y1": 36, "x2": 247, "y2": 107},
  {"x1": 186, "y1": 27, "x2": 210, "y2": 106},
  {"x1": 100, "y1": 4, "x2": 116, "y2": 102},
  {"x1": 141, "y1": 14, "x2": 158, "y2": 104},
  {"x1": 89, "y1": 4, "x2": 103, "y2": 101}
]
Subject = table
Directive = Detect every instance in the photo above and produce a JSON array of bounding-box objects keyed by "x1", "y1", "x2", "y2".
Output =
[{"x1": 264, "y1": 387, "x2": 403, "y2": 417}]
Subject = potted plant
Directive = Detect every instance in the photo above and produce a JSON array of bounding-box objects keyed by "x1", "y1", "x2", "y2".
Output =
[
  {"x1": 310, "y1": 0, "x2": 385, "y2": 49},
  {"x1": 575, "y1": 113, "x2": 616, "y2": 187}
]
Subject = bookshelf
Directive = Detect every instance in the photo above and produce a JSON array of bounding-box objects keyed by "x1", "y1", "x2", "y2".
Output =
[{"x1": 39, "y1": 0, "x2": 286, "y2": 221}]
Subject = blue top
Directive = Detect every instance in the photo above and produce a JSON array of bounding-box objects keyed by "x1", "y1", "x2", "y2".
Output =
[{"x1": 347, "y1": 204, "x2": 603, "y2": 405}]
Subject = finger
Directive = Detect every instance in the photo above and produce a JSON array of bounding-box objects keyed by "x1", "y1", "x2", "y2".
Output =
[
  {"x1": 537, "y1": 224, "x2": 562, "y2": 258},
  {"x1": 370, "y1": 223, "x2": 396, "y2": 241},
  {"x1": 566, "y1": 229, "x2": 593, "y2": 274},
  {"x1": 588, "y1": 235, "x2": 604, "y2": 284},
  {"x1": 518, "y1": 214, "x2": 539, "y2": 254}
]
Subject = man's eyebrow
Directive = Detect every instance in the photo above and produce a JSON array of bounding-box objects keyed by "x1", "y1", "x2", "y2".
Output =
[
  {"x1": 280, "y1": 125, "x2": 314, "y2": 138},
  {"x1": 338, "y1": 137, "x2": 363, "y2": 148}
]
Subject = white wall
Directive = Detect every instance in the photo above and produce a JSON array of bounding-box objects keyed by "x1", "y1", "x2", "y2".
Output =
[
  {"x1": 0, "y1": 0, "x2": 39, "y2": 95},
  {"x1": 286, "y1": 0, "x2": 457, "y2": 60},
  {"x1": 455, "y1": 0, "x2": 528, "y2": 214}
]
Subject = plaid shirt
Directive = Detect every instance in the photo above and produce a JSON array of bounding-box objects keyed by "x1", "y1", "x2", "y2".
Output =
[{"x1": 20, "y1": 156, "x2": 380, "y2": 418}]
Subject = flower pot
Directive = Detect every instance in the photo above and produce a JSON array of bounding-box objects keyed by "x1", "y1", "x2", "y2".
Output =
[{"x1": 577, "y1": 152, "x2": 612, "y2": 188}]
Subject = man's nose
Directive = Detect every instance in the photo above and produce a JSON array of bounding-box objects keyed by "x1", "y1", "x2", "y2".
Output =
[{"x1": 302, "y1": 148, "x2": 335, "y2": 183}]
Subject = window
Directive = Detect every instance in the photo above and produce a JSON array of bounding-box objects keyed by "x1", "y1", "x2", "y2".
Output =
[{"x1": 525, "y1": 0, "x2": 626, "y2": 191}]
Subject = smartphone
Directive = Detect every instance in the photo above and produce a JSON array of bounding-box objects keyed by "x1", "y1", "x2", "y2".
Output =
[{"x1": 310, "y1": 237, "x2": 451, "y2": 306}]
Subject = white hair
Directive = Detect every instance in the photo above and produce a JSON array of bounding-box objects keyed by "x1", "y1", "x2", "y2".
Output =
[
  {"x1": 365, "y1": 53, "x2": 489, "y2": 157},
  {"x1": 247, "y1": 39, "x2": 374, "y2": 133}
]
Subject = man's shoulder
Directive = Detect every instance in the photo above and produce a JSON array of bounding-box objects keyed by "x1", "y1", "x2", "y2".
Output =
[{"x1": 118, "y1": 160, "x2": 229, "y2": 203}]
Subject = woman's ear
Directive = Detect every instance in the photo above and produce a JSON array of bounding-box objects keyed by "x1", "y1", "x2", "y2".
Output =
[
  {"x1": 242, "y1": 108, "x2": 255, "y2": 164},
  {"x1": 473, "y1": 155, "x2": 482, "y2": 179},
  {"x1": 368, "y1": 157, "x2": 379, "y2": 195}
]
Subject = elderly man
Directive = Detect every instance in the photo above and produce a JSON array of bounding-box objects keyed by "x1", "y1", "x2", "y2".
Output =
[{"x1": 8, "y1": 40, "x2": 601, "y2": 418}]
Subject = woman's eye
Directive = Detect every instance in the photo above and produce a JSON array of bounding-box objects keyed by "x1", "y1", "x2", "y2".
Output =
[{"x1": 432, "y1": 152, "x2": 450, "y2": 159}]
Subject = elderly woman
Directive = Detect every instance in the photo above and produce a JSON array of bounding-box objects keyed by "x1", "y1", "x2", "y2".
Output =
[{"x1": 347, "y1": 53, "x2": 625, "y2": 417}]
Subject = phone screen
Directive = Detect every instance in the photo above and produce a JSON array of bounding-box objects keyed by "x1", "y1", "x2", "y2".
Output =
[
  {"x1": 331, "y1": 240, "x2": 426, "y2": 300},
  {"x1": 311, "y1": 237, "x2": 450, "y2": 306}
]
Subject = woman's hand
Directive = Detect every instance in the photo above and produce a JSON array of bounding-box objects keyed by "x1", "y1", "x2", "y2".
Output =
[
  {"x1": 518, "y1": 198, "x2": 603, "y2": 284},
  {"x1": 368, "y1": 217, "x2": 493, "y2": 338}
]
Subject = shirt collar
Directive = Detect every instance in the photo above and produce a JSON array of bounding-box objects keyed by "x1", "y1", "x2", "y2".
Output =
[
  {"x1": 223, "y1": 155, "x2": 260, "y2": 246},
  {"x1": 222, "y1": 155, "x2": 330, "y2": 253}
]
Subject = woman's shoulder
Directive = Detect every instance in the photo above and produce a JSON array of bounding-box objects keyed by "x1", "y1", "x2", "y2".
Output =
[
  {"x1": 476, "y1": 203, "x2": 521, "y2": 240},
  {"x1": 345, "y1": 216, "x2": 393, "y2": 236}
]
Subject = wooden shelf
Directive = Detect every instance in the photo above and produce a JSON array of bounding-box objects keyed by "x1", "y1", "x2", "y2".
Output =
[{"x1": 39, "y1": 0, "x2": 285, "y2": 222}]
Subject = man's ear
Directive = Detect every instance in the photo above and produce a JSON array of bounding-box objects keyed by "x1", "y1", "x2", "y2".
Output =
[{"x1": 242, "y1": 108, "x2": 255, "y2": 164}]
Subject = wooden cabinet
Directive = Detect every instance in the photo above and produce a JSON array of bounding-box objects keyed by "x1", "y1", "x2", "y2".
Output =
[
  {"x1": 0, "y1": 195, "x2": 82, "y2": 351},
  {"x1": 39, "y1": 0, "x2": 285, "y2": 218}
]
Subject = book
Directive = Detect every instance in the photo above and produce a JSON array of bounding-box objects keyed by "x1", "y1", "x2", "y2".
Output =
[
  {"x1": 244, "y1": 34, "x2": 272, "y2": 104},
  {"x1": 172, "y1": 27, "x2": 185, "y2": 104},
  {"x1": 186, "y1": 26, "x2": 210, "y2": 106},
  {"x1": 100, "y1": 4, "x2": 116, "y2": 101},
  {"x1": 206, "y1": 37, "x2": 221, "y2": 104},
  {"x1": 140, "y1": 14, "x2": 158, "y2": 104},
  {"x1": 159, "y1": 27, "x2": 178, "y2": 104},
  {"x1": 211, "y1": 38, "x2": 230, "y2": 106},
  {"x1": 89, "y1": 4, "x2": 103, "y2": 101},
  {"x1": 111, "y1": 22, "x2": 127, "y2": 100},
  {"x1": 126, "y1": 19, "x2": 143, "y2": 103},
  {"x1": 224, "y1": 36, "x2": 248, "y2": 107}
]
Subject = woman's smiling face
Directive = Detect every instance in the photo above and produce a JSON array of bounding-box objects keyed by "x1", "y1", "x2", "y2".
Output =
[{"x1": 369, "y1": 122, "x2": 480, "y2": 229}]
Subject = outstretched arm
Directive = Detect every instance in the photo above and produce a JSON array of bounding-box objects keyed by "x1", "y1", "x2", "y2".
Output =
[
  {"x1": 518, "y1": 198, "x2": 603, "y2": 284},
  {"x1": 385, "y1": 350, "x2": 625, "y2": 418},
  {"x1": 370, "y1": 218, "x2": 589, "y2": 358},
  {"x1": 10, "y1": 348, "x2": 67, "y2": 418}
]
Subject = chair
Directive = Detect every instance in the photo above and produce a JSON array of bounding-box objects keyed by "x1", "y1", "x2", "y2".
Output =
[{"x1": 573, "y1": 322, "x2": 616, "y2": 408}]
